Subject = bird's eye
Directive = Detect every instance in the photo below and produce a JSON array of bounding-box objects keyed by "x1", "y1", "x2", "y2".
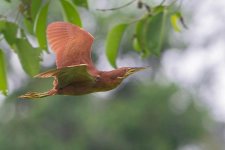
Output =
[{"x1": 95, "y1": 75, "x2": 101, "y2": 82}]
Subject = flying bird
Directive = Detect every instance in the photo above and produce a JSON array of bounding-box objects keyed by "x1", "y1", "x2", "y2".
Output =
[{"x1": 19, "y1": 22, "x2": 146, "y2": 99}]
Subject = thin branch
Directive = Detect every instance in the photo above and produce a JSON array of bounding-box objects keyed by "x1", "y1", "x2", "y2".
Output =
[
  {"x1": 169, "y1": 0, "x2": 178, "y2": 6},
  {"x1": 96, "y1": 0, "x2": 137, "y2": 11},
  {"x1": 127, "y1": 13, "x2": 149, "y2": 25},
  {"x1": 143, "y1": 3, "x2": 151, "y2": 12},
  {"x1": 160, "y1": 0, "x2": 166, "y2": 5}
]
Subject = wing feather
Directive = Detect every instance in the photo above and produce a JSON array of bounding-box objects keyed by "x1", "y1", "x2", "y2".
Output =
[
  {"x1": 35, "y1": 64, "x2": 95, "y2": 88},
  {"x1": 47, "y1": 22, "x2": 95, "y2": 69}
]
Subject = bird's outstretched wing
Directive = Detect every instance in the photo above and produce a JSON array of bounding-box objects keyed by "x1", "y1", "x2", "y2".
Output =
[
  {"x1": 35, "y1": 64, "x2": 95, "y2": 89},
  {"x1": 47, "y1": 22, "x2": 95, "y2": 70}
]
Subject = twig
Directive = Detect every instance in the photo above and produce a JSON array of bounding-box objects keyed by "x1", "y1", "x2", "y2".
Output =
[
  {"x1": 128, "y1": 13, "x2": 148, "y2": 24},
  {"x1": 169, "y1": 0, "x2": 178, "y2": 6},
  {"x1": 0, "y1": 35, "x2": 4, "y2": 42},
  {"x1": 96, "y1": 0, "x2": 137, "y2": 11},
  {"x1": 160, "y1": 0, "x2": 166, "y2": 5}
]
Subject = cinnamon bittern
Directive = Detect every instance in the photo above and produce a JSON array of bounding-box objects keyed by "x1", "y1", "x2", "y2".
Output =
[{"x1": 19, "y1": 22, "x2": 146, "y2": 99}]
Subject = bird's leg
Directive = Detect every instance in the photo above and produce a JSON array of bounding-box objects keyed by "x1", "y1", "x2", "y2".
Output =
[
  {"x1": 53, "y1": 77, "x2": 59, "y2": 89},
  {"x1": 18, "y1": 78, "x2": 58, "y2": 99},
  {"x1": 18, "y1": 90, "x2": 57, "y2": 99}
]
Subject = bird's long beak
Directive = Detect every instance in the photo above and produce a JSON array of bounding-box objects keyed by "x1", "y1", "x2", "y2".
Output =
[{"x1": 124, "y1": 67, "x2": 148, "y2": 78}]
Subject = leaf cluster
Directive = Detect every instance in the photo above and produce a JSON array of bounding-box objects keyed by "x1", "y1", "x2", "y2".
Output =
[{"x1": 105, "y1": 1, "x2": 187, "y2": 68}]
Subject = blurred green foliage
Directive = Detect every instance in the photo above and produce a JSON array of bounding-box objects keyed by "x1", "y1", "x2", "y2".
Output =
[
  {"x1": 0, "y1": 82, "x2": 207, "y2": 150},
  {"x1": 72, "y1": 0, "x2": 88, "y2": 9},
  {"x1": 0, "y1": 49, "x2": 7, "y2": 95},
  {"x1": 0, "y1": 20, "x2": 41, "y2": 76},
  {"x1": 60, "y1": 0, "x2": 82, "y2": 27},
  {"x1": 106, "y1": 23, "x2": 128, "y2": 68}
]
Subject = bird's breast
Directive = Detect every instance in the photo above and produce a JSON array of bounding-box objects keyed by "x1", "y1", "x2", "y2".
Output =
[
  {"x1": 56, "y1": 81, "x2": 95, "y2": 95},
  {"x1": 57, "y1": 79, "x2": 121, "y2": 95}
]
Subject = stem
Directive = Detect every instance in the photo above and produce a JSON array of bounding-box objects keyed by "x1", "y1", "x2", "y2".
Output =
[
  {"x1": 169, "y1": 0, "x2": 178, "y2": 6},
  {"x1": 96, "y1": 0, "x2": 137, "y2": 11},
  {"x1": 143, "y1": 2, "x2": 151, "y2": 12},
  {"x1": 128, "y1": 14, "x2": 148, "y2": 24},
  {"x1": 160, "y1": 0, "x2": 166, "y2": 5}
]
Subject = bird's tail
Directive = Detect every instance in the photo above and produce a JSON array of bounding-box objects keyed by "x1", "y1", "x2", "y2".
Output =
[{"x1": 18, "y1": 90, "x2": 56, "y2": 99}]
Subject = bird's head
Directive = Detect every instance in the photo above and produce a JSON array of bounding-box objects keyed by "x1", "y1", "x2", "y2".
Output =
[
  {"x1": 97, "y1": 67, "x2": 147, "y2": 91},
  {"x1": 114, "y1": 67, "x2": 147, "y2": 80}
]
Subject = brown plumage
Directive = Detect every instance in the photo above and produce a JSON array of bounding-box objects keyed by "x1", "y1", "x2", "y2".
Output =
[{"x1": 19, "y1": 22, "x2": 146, "y2": 99}]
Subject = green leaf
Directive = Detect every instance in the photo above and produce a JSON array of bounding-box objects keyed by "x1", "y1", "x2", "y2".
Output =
[
  {"x1": 135, "y1": 17, "x2": 148, "y2": 56},
  {"x1": 0, "y1": 49, "x2": 8, "y2": 96},
  {"x1": 72, "y1": 0, "x2": 88, "y2": 8},
  {"x1": 4, "y1": 22, "x2": 18, "y2": 45},
  {"x1": 60, "y1": 0, "x2": 82, "y2": 27},
  {"x1": 145, "y1": 12, "x2": 166, "y2": 55},
  {"x1": 152, "y1": 5, "x2": 165, "y2": 14},
  {"x1": 23, "y1": 0, "x2": 42, "y2": 35},
  {"x1": 13, "y1": 38, "x2": 41, "y2": 76},
  {"x1": 34, "y1": 2, "x2": 49, "y2": 50},
  {"x1": 170, "y1": 12, "x2": 182, "y2": 32},
  {"x1": 31, "y1": 0, "x2": 42, "y2": 19},
  {"x1": 106, "y1": 23, "x2": 128, "y2": 68},
  {"x1": 132, "y1": 37, "x2": 142, "y2": 52},
  {"x1": 23, "y1": 19, "x2": 34, "y2": 34},
  {"x1": 0, "y1": 21, "x2": 18, "y2": 46},
  {"x1": 0, "y1": 20, "x2": 6, "y2": 32},
  {"x1": 136, "y1": 6, "x2": 169, "y2": 56}
]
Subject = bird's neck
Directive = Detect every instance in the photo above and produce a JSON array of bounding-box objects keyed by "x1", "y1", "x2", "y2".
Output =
[{"x1": 93, "y1": 70, "x2": 122, "y2": 91}]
